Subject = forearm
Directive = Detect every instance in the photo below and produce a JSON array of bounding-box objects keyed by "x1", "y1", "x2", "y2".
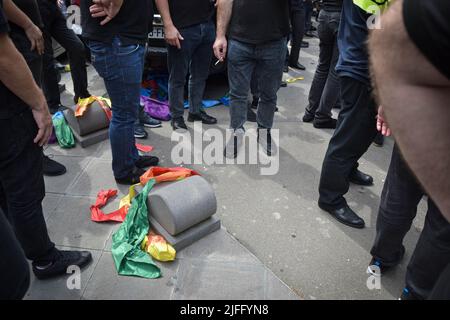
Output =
[
  {"x1": 216, "y1": 0, "x2": 233, "y2": 38},
  {"x1": 0, "y1": 34, "x2": 46, "y2": 110},
  {"x1": 155, "y1": 0, "x2": 174, "y2": 28},
  {"x1": 3, "y1": 0, "x2": 34, "y2": 30}
]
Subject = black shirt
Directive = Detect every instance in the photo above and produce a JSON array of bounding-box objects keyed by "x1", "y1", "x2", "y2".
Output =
[
  {"x1": 0, "y1": 0, "x2": 30, "y2": 119},
  {"x1": 169, "y1": 0, "x2": 215, "y2": 29},
  {"x1": 228, "y1": 0, "x2": 290, "y2": 44},
  {"x1": 81, "y1": 0, "x2": 154, "y2": 45},
  {"x1": 322, "y1": 0, "x2": 343, "y2": 12}
]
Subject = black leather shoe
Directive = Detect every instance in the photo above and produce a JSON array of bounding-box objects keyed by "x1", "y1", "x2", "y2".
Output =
[
  {"x1": 247, "y1": 107, "x2": 257, "y2": 122},
  {"x1": 313, "y1": 118, "x2": 337, "y2": 129},
  {"x1": 302, "y1": 111, "x2": 314, "y2": 123},
  {"x1": 171, "y1": 117, "x2": 188, "y2": 131},
  {"x1": 280, "y1": 81, "x2": 287, "y2": 88},
  {"x1": 188, "y1": 111, "x2": 217, "y2": 124},
  {"x1": 349, "y1": 169, "x2": 374, "y2": 186},
  {"x1": 319, "y1": 203, "x2": 365, "y2": 229},
  {"x1": 289, "y1": 62, "x2": 306, "y2": 71},
  {"x1": 135, "y1": 155, "x2": 159, "y2": 169},
  {"x1": 115, "y1": 167, "x2": 146, "y2": 185},
  {"x1": 43, "y1": 155, "x2": 67, "y2": 176}
]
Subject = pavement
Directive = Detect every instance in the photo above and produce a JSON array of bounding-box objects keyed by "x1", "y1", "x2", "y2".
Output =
[{"x1": 29, "y1": 35, "x2": 427, "y2": 300}]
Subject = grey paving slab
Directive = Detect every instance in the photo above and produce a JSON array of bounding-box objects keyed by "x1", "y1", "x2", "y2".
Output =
[
  {"x1": 82, "y1": 252, "x2": 179, "y2": 300},
  {"x1": 45, "y1": 195, "x2": 117, "y2": 250},
  {"x1": 66, "y1": 158, "x2": 130, "y2": 197},
  {"x1": 264, "y1": 269, "x2": 302, "y2": 300},
  {"x1": 24, "y1": 247, "x2": 101, "y2": 300},
  {"x1": 44, "y1": 155, "x2": 92, "y2": 194},
  {"x1": 171, "y1": 258, "x2": 266, "y2": 300}
]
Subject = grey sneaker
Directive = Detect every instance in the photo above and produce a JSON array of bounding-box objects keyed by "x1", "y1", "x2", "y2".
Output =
[
  {"x1": 139, "y1": 107, "x2": 162, "y2": 128},
  {"x1": 224, "y1": 129, "x2": 245, "y2": 159}
]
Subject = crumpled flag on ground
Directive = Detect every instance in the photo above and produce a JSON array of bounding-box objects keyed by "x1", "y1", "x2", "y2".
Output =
[
  {"x1": 75, "y1": 96, "x2": 112, "y2": 120},
  {"x1": 135, "y1": 143, "x2": 153, "y2": 153},
  {"x1": 111, "y1": 167, "x2": 199, "y2": 278},
  {"x1": 140, "y1": 166, "x2": 199, "y2": 185},
  {"x1": 112, "y1": 179, "x2": 161, "y2": 279},
  {"x1": 52, "y1": 111, "x2": 75, "y2": 148},
  {"x1": 90, "y1": 189, "x2": 130, "y2": 223},
  {"x1": 141, "y1": 232, "x2": 176, "y2": 262}
]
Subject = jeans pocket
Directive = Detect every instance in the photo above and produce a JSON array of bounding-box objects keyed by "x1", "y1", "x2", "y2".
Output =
[{"x1": 117, "y1": 44, "x2": 140, "y2": 56}]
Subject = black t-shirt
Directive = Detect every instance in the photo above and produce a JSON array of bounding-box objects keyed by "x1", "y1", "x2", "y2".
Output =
[
  {"x1": 403, "y1": 0, "x2": 450, "y2": 80},
  {"x1": 0, "y1": 0, "x2": 30, "y2": 119},
  {"x1": 169, "y1": 0, "x2": 215, "y2": 29},
  {"x1": 228, "y1": 0, "x2": 290, "y2": 44},
  {"x1": 322, "y1": 0, "x2": 343, "y2": 12},
  {"x1": 81, "y1": 0, "x2": 154, "y2": 46},
  {"x1": 9, "y1": 0, "x2": 43, "y2": 63}
]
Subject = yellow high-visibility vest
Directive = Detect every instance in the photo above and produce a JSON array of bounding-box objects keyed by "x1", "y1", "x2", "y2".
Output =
[{"x1": 353, "y1": 0, "x2": 391, "y2": 13}]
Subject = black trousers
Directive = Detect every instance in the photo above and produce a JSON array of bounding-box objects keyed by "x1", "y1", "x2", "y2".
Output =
[
  {"x1": 318, "y1": 76, "x2": 378, "y2": 209},
  {"x1": 371, "y1": 145, "x2": 450, "y2": 299},
  {"x1": 305, "y1": 9, "x2": 341, "y2": 121},
  {"x1": 38, "y1": 0, "x2": 89, "y2": 108},
  {"x1": 0, "y1": 111, "x2": 56, "y2": 264},
  {"x1": 0, "y1": 209, "x2": 30, "y2": 300},
  {"x1": 289, "y1": 8, "x2": 306, "y2": 65}
]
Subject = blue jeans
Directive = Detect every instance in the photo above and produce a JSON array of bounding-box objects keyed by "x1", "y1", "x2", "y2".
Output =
[
  {"x1": 227, "y1": 38, "x2": 287, "y2": 130},
  {"x1": 167, "y1": 21, "x2": 215, "y2": 119},
  {"x1": 88, "y1": 37, "x2": 144, "y2": 179}
]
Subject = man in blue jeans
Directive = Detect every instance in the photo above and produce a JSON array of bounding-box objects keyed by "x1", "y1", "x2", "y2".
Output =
[
  {"x1": 81, "y1": 0, "x2": 159, "y2": 185},
  {"x1": 214, "y1": 0, "x2": 289, "y2": 158},
  {"x1": 155, "y1": 0, "x2": 217, "y2": 131}
]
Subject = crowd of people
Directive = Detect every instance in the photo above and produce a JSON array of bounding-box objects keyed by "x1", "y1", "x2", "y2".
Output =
[{"x1": 0, "y1": 0, "x2": 449, "y2": 300}]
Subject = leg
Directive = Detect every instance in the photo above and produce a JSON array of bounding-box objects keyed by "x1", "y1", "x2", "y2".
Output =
[
  {"x1": 0, "y1": 207, "x2": 30, "y2": 300},
  {"x1": 315, "y1": 12, "x2": 342, "y2": 121},
  {"x1": 49, "y1": 6, "x2": 89, "y2": 101},
  {"x1": 429, "y1": 264, "x2": 450, "y2": 300},
  {"x1": 88, "y1": 38, "x2": 143, "y2": 179},
  {"x1": 227, "y1": 39, "x2": 257, "y2": 130},
  {"x1": 306, "y1": 10, "x2": 335, "y2": 116},
  {"x1": 370, "y1": 145, "x2": 424, "y2": 266},
  {"x1": 0, "y1": 112, "x2": 56, "y2": 264},
  {"x1": 405, "y1": 199, "x2": 450, "y2": 299},
  {"x1": 39, "y1": 1, "x2": 60, "y2": 110},
  {"x1": 318, "y1": 77, "x2": 378, "y2": 209},
  {"x1": 188, "y1": 21, "x2": 215, "y2": 115},
  {"x1": 289, "y1": 9, "x2": 305, "y2": 66},
  {"x1": 167, "y1": 25, "x2": 198, "y2": 120},
  {"x1": 256, "y1": 38, "x2": 287, "y2": 129}
]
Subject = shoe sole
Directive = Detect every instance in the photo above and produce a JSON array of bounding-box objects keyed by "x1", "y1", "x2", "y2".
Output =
[
  {"x1": 134, "y1": 135, "x2": 148, "y2": 139},
  {"x1": 349, "y1": 178, "x2": 374, "y2": 187},
  {"x1": 143, "y1": 123, "x2": 162, "y2": 128},
  {"x1": 187, "y1": 118, "x2": 217, "y2": 125}
]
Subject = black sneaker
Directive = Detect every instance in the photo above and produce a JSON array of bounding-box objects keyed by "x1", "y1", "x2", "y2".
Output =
[
  {"x1": 43, "y1": 155, "x2": 67, "y2": 176},
  {"x1": 171, "y1": 117, "x2": 188, "y2": 131},
  {"x1": 135, "y1": 155, "x2": 159, "y2": 169},
  {"x1": 247, "y1": 107, "x2": 257, "y2": 122},
  {"x1": 187, "y1": 110, "x2": 217, "y2": 125},
  {"x1": 302, "y1": 111, "x2": 314, "y2": 123},
  {"x1": 134, "y1": 125, "x2": 148, "y2": 139},
  {"x1": 115, "y1": 167, "x2": 146, "y2": 185},
  {"x1": 32, "y1": 249, "x2": 92, "y2": 280},
  {"x1": 257, "y1": 128, "x2": 277, "y2": 156}
]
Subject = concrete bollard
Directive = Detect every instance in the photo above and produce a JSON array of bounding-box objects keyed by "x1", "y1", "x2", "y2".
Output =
[{"x1": 147, "y1": 175, "x2": 217, "y2": 236}]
